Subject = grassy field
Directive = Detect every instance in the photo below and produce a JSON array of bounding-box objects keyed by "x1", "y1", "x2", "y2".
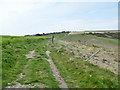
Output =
[
  {"x1": 48, "y1": 46, "x2": 118, "y2": 88},
  {"x1": 60, "y1": 34, "x2": 118, "y2": 48},
  {"x1": 0, "y1": 36, "x2": 2, "y2": 89},
  {"x1": 1, "y1": 32, "x2": 119, "y2": 88},
  {"x1": 2, "y1": 36, "x2": 59, "y2": 88},
  {"x1": 48, "y1": 32, "x2": 118, "y2": 88}
]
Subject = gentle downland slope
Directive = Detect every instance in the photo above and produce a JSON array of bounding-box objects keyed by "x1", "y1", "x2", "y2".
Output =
[{"x1": 2, "y1": 32, "x2": 119, "y2": 88}]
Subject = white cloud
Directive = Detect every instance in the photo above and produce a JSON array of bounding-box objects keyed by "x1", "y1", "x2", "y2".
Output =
[
  {"x1": 46, "y1": 18, "x2": 118, "y2": 31},
  {"x1": 0, "y1": 2, "x2": 50, "y2": 21},
  {"x1": 0, "y1": 1, "x2": 118, "y2": 36},
  {"x1": 0, "y1": 0, "x2": 119, "y2": 3}
]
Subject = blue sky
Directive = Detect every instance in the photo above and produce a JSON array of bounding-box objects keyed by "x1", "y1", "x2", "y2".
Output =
[{"x1": 0, "y1": 0, "x2": 118, "y2": 36}]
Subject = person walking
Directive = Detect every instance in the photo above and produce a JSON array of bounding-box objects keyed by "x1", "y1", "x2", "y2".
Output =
[{"x1": 52, "y1": 35, "x2": 54, "y2": 44}]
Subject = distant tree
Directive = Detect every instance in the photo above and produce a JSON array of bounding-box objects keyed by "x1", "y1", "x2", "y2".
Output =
[
  {"x1": 89, "y1": 32, "x2": 92, "y2": 34},
  {"x1": 43, "y1": 33, "x2": 45, "y2": 35},
  {"x1": 35, "y1": 34, "x2": 42, "y2": 36},
  {"x1": 62, "y1": 31, "x2": 66, "y2": 33}
]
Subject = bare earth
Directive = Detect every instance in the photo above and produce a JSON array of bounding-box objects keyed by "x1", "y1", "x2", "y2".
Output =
[
  {"x1": 5, "y1": 50, "x2": 68, "y2": 89},
  {"x1": 5, "y1": 50, "x2": 44, "y2": 88},
  {"x1": 57, "y1": 40, "x2": 118, "y2": 74},
  {"x1": 25, "y1": 50, "x2": 35, "y2": 59},
  {"x1": 45, "y1": 51, "x2": 68, "y2": 88}
]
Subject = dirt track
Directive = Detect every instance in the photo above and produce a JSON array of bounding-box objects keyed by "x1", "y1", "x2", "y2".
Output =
[{"x1": 45, "y1": 51, "x2": 68, "y2": 88}]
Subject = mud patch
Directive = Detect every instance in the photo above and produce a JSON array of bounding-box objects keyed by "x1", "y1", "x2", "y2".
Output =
[{"x1": 25, "y1": 50, "x2": 35, "y2": 59}]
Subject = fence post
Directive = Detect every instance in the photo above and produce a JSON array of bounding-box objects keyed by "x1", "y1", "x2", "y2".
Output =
[{"x1": 65, "y1": 41, "x2": 67, "y2": 48}]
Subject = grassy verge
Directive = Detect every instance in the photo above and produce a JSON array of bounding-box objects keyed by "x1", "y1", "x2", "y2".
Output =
[
  {"x1": 0, "y1": 36, "x2": 2, "y2": 89},
  {"x1": 17, "y1": 39, "x2": 59, "y2": 88},
  {"x1": 48, "y1": 46, "x2": 118, "y2": 88},
  {"x1": 2, "y1": 36, "x2": 59, "y2": 88}
]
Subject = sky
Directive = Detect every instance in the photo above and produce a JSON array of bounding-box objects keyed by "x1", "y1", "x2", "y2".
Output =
[{"x1": 0, "y1": 0, "x2": 119, "y2": 36}]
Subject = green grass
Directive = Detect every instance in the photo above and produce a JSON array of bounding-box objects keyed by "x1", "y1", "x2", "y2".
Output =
[
  {"x1": 0, "y1": 36, "x2": 2, "y2": 90},
  {"x1": 2, "y1": 36, "x2": 59, "y2": 88},
  {"x1": 2, "y1": 33, "x2": 119, "y2": 88},
  {"x1": 18, "y1": 58, "x2": 59, "y2": 88},
  {"x1": 60, "y1": 34, "x2": 118, "y2": 48},
  {"x1": 17, "y1": 40, "x2": 59, "y2": 88},
  {"x1": 48, "y1": 46, "x2": 118, "y2": 88}
]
